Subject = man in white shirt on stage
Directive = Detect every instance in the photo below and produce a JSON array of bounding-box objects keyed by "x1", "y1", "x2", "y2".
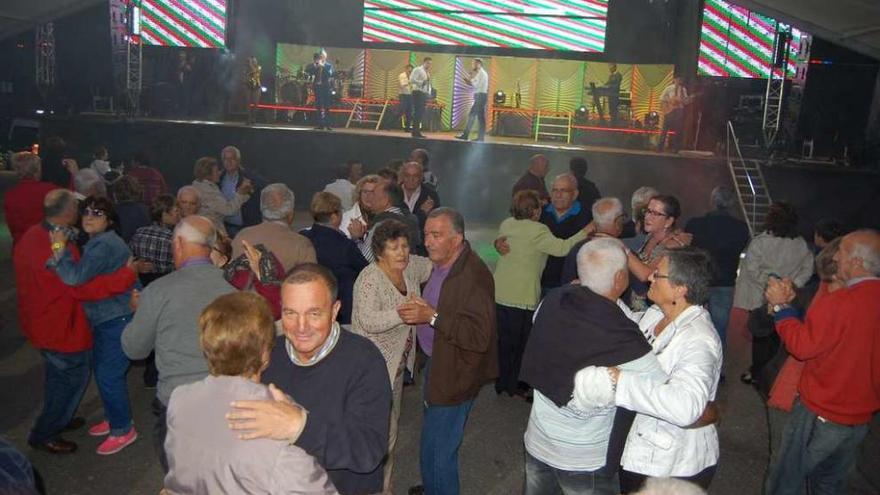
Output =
[
  {"x1": 456, "y1": 58, "x2": 489, "y2": 142},
  {"x1": 409, "y1": 57, "x2": 432, "y2": 139}
]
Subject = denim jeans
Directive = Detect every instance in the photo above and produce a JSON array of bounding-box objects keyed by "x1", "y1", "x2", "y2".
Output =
[
  {"x1": 462, "y1": 93, "x2": 487, "y2": 138},
  {"x1": 707, "y1": 286, "x2": 734, "y2": 348},
  {"x1": 420, "y1": 359, "x2": 475, "y2": 495},
  {"x1": 524, "y1": 451, "x2": 618, "y2": 495},
  {"x1": 29, "y1": 350, "x2": 91, "y2": 444},
  {"x1": 764, "y1": 400, "x2": 869, "y2": 495},
  {"x1": 399, "y1": 93, "x2": 413, "y2": 130},
  {"x1": 93, "y1": 315, "x2": 133, "y2": 436}
]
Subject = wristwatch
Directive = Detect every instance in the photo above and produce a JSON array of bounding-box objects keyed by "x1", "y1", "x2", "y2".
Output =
[
  {"x1": 51, "y1": 241, "x2": 66, "y2": 252},
  {"x1": 772, "y1": 304, "x2": 791, "y2": 314},
  {"x1": 429, "y1": 313, "x2": 439, "y2": 327}
]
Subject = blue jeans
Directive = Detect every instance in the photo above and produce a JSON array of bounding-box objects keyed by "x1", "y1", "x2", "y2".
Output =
[
  {"x1": 764, "y1": 400, "x2": 869, "y2": 495},
  {"x1": 29, "y1": 350, "x2": 91, "y2": 444},
  {"x1": 707, "y1": 286, "x2": 734, "y2": 348},
  {"x1": 399, "y1": 93, "x2": 413, "y2": 129},
  {"x1": 420, "y1": 359, "x2": 475, "y2": 495},
  {"x1": 93, "y1": 315, "x2": 134, "y2": 436},
  {"x1": 462, "y1": 93, "x2": 487, "y2": 139},
  {"x1": 525, "y1": 451, "x2": 618, "y2": 495}
]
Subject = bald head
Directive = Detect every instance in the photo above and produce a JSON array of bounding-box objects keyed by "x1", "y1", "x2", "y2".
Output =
[
  {"x1": 173, "y1": 215, "x2": 217, "y2": 267},
  {"x1": 44, "y1": 189, "x2": 78, "y2": 226},
  {"x1": 836, "y1": 229, "x2": 880, "y2": 280},
  {"x1": 529, "y1": 154, "x2": 550, "y2": 178},
  {"x1": 592, "y1": 197, "x2": 624, "y2": 236}
]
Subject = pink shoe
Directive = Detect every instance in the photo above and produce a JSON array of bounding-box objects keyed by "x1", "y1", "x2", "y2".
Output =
[
  {"x1": 96, "y1": 427, "x2": 137, "y2": 455},
  {"x1": 88, "y1": 420, "x2": 110, "y2": 437}
]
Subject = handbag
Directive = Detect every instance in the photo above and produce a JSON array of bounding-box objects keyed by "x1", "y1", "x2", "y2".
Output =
[{"x1": 767, "y1": 356, "x2": 804, "y2": 412}]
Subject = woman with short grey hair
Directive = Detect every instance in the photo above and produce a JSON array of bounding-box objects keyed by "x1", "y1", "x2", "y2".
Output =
[{"x1": 606, "y1": 246, "x2": 723, "y2": 493}]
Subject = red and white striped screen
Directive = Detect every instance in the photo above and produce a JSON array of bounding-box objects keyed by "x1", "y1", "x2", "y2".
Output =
[
  {"x1": 362, "y1": 0, "x2": 608, "y2": 52},
  {"x1": 139, "y1": 0, "x2": 227, "y2": 48}
]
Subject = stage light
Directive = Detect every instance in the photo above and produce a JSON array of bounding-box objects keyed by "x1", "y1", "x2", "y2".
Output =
[
  {"x1": 35, "y1": 109, "x2": 45, "y2": 115},
  {"x1": 577, "y1": 106, "x2": 587, "y2": 115},
  {"x1": 494, "y1": 90, "x2": 506, "y2": 105},
  {"x1": 261, "y1": 86, "x2": 268, "y2": 93}
]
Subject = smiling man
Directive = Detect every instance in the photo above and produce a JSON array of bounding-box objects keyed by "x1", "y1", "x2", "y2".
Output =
[{"x1": 228, "y1": 263, "x2": 391, "y2": 495}]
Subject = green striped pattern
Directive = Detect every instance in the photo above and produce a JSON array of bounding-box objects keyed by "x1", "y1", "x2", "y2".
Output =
[
  {"x1": 698, "y1": 0, "x2": 801, "y2": 78},
  {"x1": 141, "y1": 0, "x2": 226, "y2": 48},
  {"x1": 363, "y1": 0, "x2": 607, "y2": 52}
]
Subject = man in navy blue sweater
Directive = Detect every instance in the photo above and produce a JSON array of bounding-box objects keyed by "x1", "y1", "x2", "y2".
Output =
[{"x1": 227, "y1": 264, "x2": 391, "y2": 495}]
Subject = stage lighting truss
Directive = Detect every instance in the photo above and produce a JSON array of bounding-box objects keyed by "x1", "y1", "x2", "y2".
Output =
[{"x1": 35, "y1": 23, "x2": 55, "y2": 98}]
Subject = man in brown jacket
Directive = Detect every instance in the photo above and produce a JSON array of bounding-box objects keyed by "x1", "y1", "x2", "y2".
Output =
[{"x1": 398, "y1": 207, "x2": 498, "y2": 495}]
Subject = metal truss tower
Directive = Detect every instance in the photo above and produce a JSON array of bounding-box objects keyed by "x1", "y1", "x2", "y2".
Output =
[{"x1": 35, "y1": 22, "x2": 56, "y2": 100}]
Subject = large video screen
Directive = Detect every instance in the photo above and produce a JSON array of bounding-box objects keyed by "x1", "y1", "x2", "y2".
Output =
[
  {"x1": 362, "y1": 0, "x2": 608, "y2": 52},
  {"x1": 138, "y1": 0, "x2": 227, "y2": 48},
  {"x1": 698, "y1": 0, "x2": 802, "y2": 79}
]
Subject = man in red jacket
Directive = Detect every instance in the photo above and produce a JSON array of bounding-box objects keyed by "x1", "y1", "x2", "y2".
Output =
[
  {"x1": 3, "y1": 152, "x2": 59, "y2": 246},
  {"x1": 13, "y1": 189, "x2": 137, "y2": 454},
  {"x1": 764, "y1": 229, "x2": 880, "y2": 495}
]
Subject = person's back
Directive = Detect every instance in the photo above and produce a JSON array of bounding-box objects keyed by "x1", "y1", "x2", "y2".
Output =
[
  {"x1": 300, "y1": 224, "x2": 368, "y2": 325},
  {"x1": 734, "y1": 232, "x2": 814, "y2": 310},
  {"x1": 115, "y1": 201, "x2": 152, "y2": 244},
  {"x1": 165, "y1": 376, "x2": 337, "y2": 495},
  {"x1": 127, "y1": 165, "x2": 167, "y2": 205},
  {"x1": 4, "y1": 180, "x2": 58, "y2": 246},
  {"x1": 686, "y1": 211, "x2": 750, "y2": 287},
  {"x1": 232, "y1": 222, "x2": 317, "y2": 272}
]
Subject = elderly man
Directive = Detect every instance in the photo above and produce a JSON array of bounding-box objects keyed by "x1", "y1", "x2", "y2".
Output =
[
  {"x1": 176, "y1": 186, "x2": 201, "y2": 218},
  {"x1": 323, "y1": 161, "x2": 362, "y2": 211},
  {"x1": 4, "y1": 151, "x2": 59, "y2": 246},
  {"x1": 397, "y1": 208, "x2": 497, "y2": 495},
  {"x1": 219, "y1": 145, "x2": 263, "y2": 236},
  {"x1": 520, "y1": 238, "x2": 660, "y2": 495},
  {"x1": 512, "y1": 154, "x2": 550, "y2": 202},
  {"x1": 560, "y1": 197, "x2": 627, "y2": 285},
  {"x1": 764, "y1": 229, "x2": 880, "y2": 495},
  {"x1": 409, "y1": 148, "x2": 437, "y2": 189},
  {"x1": 73, "y1": 167, "x2": 107, "y2": 199},
  {"x1": 360, "y1": 179, "x2": 421, "y2": 261},
  {"x1": 121, "y1": 215, "x2": 238, "y2": 471},
  {"x1": 227, "y1": 263, "x2": 391, "y2": 495},
  {"x1": 14, "y1": 189, "x2": 137, "y2": 454},
  {"x1": 400, "y1": 161, "x2": 440, "y2": 230},
  {"x1": 231, "y1": 183, "x2": 316, "y2": 272},
  {"x1": 685, "y1": 186, "x2": 750, "y2": 347}
]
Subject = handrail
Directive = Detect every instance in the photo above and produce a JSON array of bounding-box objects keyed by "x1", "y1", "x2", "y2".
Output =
[{"x1": 726, "y1": 121, "x2": 758, "y2": 236}]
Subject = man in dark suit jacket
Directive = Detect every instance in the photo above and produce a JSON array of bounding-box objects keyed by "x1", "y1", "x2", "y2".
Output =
[
  {"x1": 301, "y1": 192, "x2": 369, "y2": 326},
  {"x1": 219, "y1": 145, "x2": 267, "y2": 235},
  {"x1": 400, "y1": 161, "x2": 440, "y2": 234},
  {"x1": 569, "y1": 156, "x2": 601, "y2": 211}
]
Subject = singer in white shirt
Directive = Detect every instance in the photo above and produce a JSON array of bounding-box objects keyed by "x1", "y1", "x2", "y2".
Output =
[
  {"x1": 457, "y1": 58, "x2": 489, "y2": 142},
  {"x1": 409, "y1": 57, "x2": 433, "y2": 138}
]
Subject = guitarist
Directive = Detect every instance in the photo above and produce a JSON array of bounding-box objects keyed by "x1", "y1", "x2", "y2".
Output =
[{"x1": 658, "y1": 75, "x2": 690, "y2": 153}]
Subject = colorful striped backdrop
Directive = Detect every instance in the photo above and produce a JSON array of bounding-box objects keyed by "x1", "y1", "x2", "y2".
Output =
[{"x1": 140, "y1": 0, "x2": 227, "y2": 48}]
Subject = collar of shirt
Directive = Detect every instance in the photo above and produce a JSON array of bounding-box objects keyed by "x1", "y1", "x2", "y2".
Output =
[
  {"x1": 285, "y1": 321, "x2": 341, "y2": 367},
  {"x1": 179, "y1": 256, "x2": 213, "y2": 269},
  {"x1": 404, "y1": 186, "x2": 421, "y2": 212},
  {"x1": 43, "y1": 220, "x2": 79, "y2": 240},
  {"x1": 847, "y1": 276, "x2": 880, "y2": 287},
  {"x1": 544, "y1": 200, "x2": 582, "y2": 223}
]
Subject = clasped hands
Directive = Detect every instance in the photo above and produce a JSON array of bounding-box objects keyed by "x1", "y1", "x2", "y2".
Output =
[
  {"x1": 397, "y1": 295, "x2": 435, "y2": 325},
  {"x1": 765, "y1": 276, "x2": 796, "y2": 306}
]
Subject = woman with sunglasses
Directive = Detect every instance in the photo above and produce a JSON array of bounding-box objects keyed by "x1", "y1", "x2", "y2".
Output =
[
  {"x1": 624, "y1": 194, "x2": 692, "y2": 310},
  {"x1": 47, "y1": 196, "x2": 140, "y2": 455}
]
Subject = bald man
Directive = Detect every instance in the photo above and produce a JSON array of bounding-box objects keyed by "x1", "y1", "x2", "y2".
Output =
[
  {"x1": 512, "y1": 154, "x2": 550, "y2": 203},
  {"x1": 764, "y1": 229, "x2": 880, "y2": 494},
  {"x1": 122, "y1": 215, "x2": 238, "y2": 472}
]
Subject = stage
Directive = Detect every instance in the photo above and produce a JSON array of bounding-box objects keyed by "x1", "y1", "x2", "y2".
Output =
[{"x1": 42, "y1": 114, "x2": 737, "y2": 225}]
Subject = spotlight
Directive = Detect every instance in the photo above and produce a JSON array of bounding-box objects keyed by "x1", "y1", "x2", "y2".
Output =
[
  {"x1": 494, "y1": 90, "x2": 506, "y2": 105},
  {"x1": 577, "y1": 105, "x2": 587, "y2": 115},
  {"x1": 35, "y1": 109, "x2": 45, "y2": 115},
  {"x1": 260, "y1": 86, "x2": 268, "y2": 93},
  {"x1": 574, "y1": 105, "x2": 588, "y2": 124},
  {"x1": 330, "y1": 89, "x2": 338, "y2": 97}
]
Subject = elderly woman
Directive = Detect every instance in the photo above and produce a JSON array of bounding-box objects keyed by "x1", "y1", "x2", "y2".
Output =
[
  {"x1": 163, "y1": 292, "x2": 337, "y2": 494},
  {"x1": 625, "y1": 194, "x2": 691, "y2": 311},
  {"x1": 47, "y1": 196, "x2": 140, "y2": 455},
  {"x1": 733, "y1": 201, "x2": 813, "y2": 385},
  {"x1": 608, "y1": 247, "x2": 722, "y2": 493},
  {"x1": 190, "y1": 156, "x2": 253, "y2": 235},
  {"x1": 351, "y1": 219, "x2": 432, "y2": 493},
  {"x1": 494, "y1": 190, "x2": 590, "y2": 397},
  {"x1": 340, "y1": 174, "x2": 381, "y2": 240}
]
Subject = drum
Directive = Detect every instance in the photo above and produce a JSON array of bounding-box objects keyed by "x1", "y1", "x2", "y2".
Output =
[{"x1": 279, "y1": 81, "x2": 308, "y2": 106}]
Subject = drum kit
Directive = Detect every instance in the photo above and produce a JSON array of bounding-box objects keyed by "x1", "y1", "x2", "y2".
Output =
[{"x1": 275, "y1": 65, "x2": 354, "y2": 106}]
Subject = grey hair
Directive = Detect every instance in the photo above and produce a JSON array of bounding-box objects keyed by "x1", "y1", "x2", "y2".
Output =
[
  {"x1": 176, "y1": 185, "x2": 200, "y2": 201},
  {"x1": 173, "y1": 215, "x2": 217, "y2": 248},
  {"x1": 634, "y1": 477, "x2": 706, "y2": 495},
  {"x1": 577, "y1": 238, "x2": 627, "y2": 295},
  {"x1": 592, "y1": 197, "x2": 624, "y2": 230},
  {"x1": 851, "y1": 229, "x2": 880, "y2": 276},
  {"x1": 221, "y1": 145, "x2": 241, "y2": 161},
  {"x1": 711, "y1": 186, "x2": 736, "y2": 210},
  {"x1": 74, "y1": 168, "x2": 107, "y2": 197},
  {"x1": 552, "y1": 173, "x2": 578, "y2": 190},
  {"x1": 663, "y1": 246, "x2": 713, "y2": 305},
  {"x1": 260, "y1": 183, "x2": 295, "y2": 221},
  {"x1": 43, "y1": 189, "x2": 77, "y2": 218},
  {"x1": 12, "y1": 152, "x2": 41, "y2": 179},
  {"x1": 631, "y1": 186, "x2": 659, "y2": 212},
  {"x1": 428, "y1": 207, "x2": 465, "y2": 235},
  {"x1": 402, "y1": 161, "x2": 423, "y2": 175}
]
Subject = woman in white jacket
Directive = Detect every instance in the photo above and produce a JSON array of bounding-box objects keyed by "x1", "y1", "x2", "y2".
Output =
[{"x1": 608, "y1": 247, "x2": 722, "y2": 493}]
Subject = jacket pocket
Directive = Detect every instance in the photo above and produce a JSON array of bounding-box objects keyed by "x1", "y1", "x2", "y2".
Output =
[{"x1": 634, "y1": 420, "x2": 677, "y2": 451}]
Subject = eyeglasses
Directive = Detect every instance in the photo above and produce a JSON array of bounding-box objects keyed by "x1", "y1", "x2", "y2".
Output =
[
  {"x1": 644, "y1": 208, "x2": 669, "y2": 218},
  {"x1": 551, "y1": 188, "x2": 575, "y2": 194},
  {"x1": 652, "y1": 271, "x2": 670, "y2": 279},
  {"x1": 83, "y1": 208, "x2": 107, "y2": 218}
]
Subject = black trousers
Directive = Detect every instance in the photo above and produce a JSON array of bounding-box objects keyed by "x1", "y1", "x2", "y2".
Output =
[
  {"x1": 399, "y1": 93, "x2": 413, "y2": 130},
  {"x1": 496, "y1": 304, "x2": 533, "y2": 395},
  {"x1": 659, "y1": 108, "x2": 684, "y2": 151},
  {"x1": 152, "y1": 397, "x2": 169, "y2": 473},
  {"x1": 620, "y1": 464, "x2": 717, "y2": 493},
  {"x1": 412, "y1": 90, "x2": 427, "y2": 135}
]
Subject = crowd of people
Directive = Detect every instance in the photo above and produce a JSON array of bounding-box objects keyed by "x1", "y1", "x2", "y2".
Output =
[{"x1": 4, "y1": 142, "x2": 879, "y2": 495}]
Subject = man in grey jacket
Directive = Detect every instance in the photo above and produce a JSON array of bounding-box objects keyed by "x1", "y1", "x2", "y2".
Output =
[{"x1": 121, "y1": 215, "x2": 237, "y2": 472}]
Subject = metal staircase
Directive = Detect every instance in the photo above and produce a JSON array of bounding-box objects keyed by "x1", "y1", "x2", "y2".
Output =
[
  {"x1": 535, "y1": 110, "x2": 572, "y2": 143},
  {"x1": 727, "y1": 121, "x2": 772, "y2": 236},
  {"x1": 346, "y1": 99, "x2": 389, "y2": 130}
]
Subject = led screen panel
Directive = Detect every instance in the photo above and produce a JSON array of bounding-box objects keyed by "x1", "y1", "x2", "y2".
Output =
[
  {"x1": 139, "y1": 0, "x2": 227, "y2": 48},
  {"x1": 698, "y1": 0, "x2": 802, "y2": 78},
  {"x1": 362, "y1": 0, "x2": 608, "y2": 52}
]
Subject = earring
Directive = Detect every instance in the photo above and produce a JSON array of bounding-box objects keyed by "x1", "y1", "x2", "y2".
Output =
[{"x1": 672, "y1": 299, "x2": 677, "y2": 306}]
